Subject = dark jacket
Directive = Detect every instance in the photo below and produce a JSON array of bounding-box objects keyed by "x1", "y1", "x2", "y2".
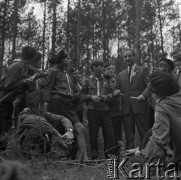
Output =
[
  {"x1": 43, "y1": 66, "x2": 74, "y2": 102},
  {"x1": 116, "y1": 65, "x2": 151, "y2": 115},
  {"x1": 109, "y1": 77, "x2": 122, "y2": 117},
  {"x1": 142, "y1": 91, "x2": 181, "y2": 163},
  {"x1": 0, "y1": 60, "x2": 36, "y2": 102},
  {"x1": 0, "y1": 60, "x2": 32, "y2": 91},
  {"x1": 16, "y1": 108, "x2": 73, "y2": 143},
  {"x1": 81, "y1": 75, "x2": 113, "y2": 110}
]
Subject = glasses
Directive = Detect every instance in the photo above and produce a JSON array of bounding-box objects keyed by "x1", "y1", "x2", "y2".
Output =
[
  {"x1": 106, "y1": 67, "x2": 114, "y2": 70},
  {"x1": 124, "y1": 55, "x2": 132, "y2": 58}
]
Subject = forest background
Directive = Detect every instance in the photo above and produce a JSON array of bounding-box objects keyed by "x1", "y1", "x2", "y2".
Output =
[{"x1": 0, "y1": 0, "x2": 181, "y2": 77}]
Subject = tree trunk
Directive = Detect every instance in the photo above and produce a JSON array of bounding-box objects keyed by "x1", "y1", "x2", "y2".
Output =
[
  {"x1": 102, "y1": 0, "x2": 107, "y2": 62},
  {"x1": 135, "y1": 0, "x2": 142, "y2": 65},
  {"x1": 11, "y1": 0, "x2": 18, "y2": 64},
  {"x1": 178, "y1": 23, "x2": 181, "y2": 46},
  {"x1": 66, "y1": 0, "x2": 70, "y2": 51},
  {"x1": 86, "y1": 36, "x2": 90, "y2": 77},
  {"x1": 0, "y1": 0, "x2": 8, "y2": 77},
  {"x1": 150, "y1": 18, "x2": 155, "y2": 71},
  {"x1": 117, "y1": 25, "x2": 120, "y2": 74},
  {"x1": 76, "y1": 0, "x2": 81, "y2": 68},
  {"x1": 42, "y1": 0, "x2": 47, "y2": 71},
  {"x1": 51, "y1": 0, "x2": 57, "y2": 56},
  {"x1": 92, "y1": 4, "x2": 95, "y2": 60},
  {"x1": 157, "y1": 0, "x2": 164, "y2": 55}
]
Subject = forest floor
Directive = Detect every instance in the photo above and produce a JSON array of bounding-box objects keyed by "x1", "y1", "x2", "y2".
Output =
[
  {"x1": 0, "y1": 127, "x2": 124, "y2": 180},
  {"x1": 1, "y1": 126, "x2": 178, "y2": 180}
]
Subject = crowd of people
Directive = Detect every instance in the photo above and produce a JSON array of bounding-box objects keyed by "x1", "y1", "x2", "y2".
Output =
[{"x1": 0, "y1": 45, "x2": 181, "y2": 166}]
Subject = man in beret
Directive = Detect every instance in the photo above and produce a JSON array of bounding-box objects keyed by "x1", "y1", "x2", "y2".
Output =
[
  {"x1": 126, "y1": 72, "x2": 181, "y2": 164},
  {"x1": 43, "y1": 49, "x2": 88, "y2": 163},
  {"x1": 158, "y1": 58, "x2": 177, "y2": 81},
  {"x1": 158, "y1": 58, "x2": 174, "y2": 73},
  {"x1": 0, "y1": 46, "x2": 41, "y2": 135}
]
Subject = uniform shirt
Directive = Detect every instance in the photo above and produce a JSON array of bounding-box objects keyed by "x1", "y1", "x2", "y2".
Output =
[
  {"x1": 81, "y1": 75, "x2": 113, "y2": 110},
  {"x1": 142, "y1": 92, "x2": 181, "y2": 163},
  {"x1": 43, "y1": 66, "x2": 74, "y2": 100}
]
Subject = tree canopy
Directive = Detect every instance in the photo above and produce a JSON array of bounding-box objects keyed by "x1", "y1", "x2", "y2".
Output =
[{"x1": 0, "y1": 0, "x2": 180, "y2": 76}]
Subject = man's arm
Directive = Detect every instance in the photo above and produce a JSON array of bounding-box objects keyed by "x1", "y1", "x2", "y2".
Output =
[
  {"x1": 137, "y1": 67, "x2": 152, "y2": 101},
  {"x1": 4, "y1": 64, "x2": 25, "y2": 91},
  {"x1": 16, "y1": 115, "x2": 61, "y2": 141},
  {"x1": 126, "y1": 110, "x2": 172, "y2": 163},
  {"x1": 41, "y1": 69, "x2": 57, "y2": 91},
  {"x1": 44, "y1": 112, "x2": 73, "y2": 131},
  {"x1": 44, "y1": 112, "x2": 74, "y2": 144},
  {"x1": 141, "y1": 67, "x2": 152, "y2": 98},
  {"x1": 81, "y1": 78, "x2": 94, "y2": 101},
  {"x1": 142, "y1": 110, "x2": 172, "y2": 162},
  {"x1": 113, "y1": 73, "x2": 122, "y2": 96}
]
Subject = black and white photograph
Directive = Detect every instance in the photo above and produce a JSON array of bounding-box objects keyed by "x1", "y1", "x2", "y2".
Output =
[{"x1": 0, "y1": 0, "x2": 181, "y2": 179}]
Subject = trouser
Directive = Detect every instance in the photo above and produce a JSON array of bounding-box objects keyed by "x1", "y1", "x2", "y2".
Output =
[
  {"x1": 149, "y1": 105, "x2": 155, "y2": 128},
  {"x1": 123, "y1": 108, "x2": 150, "y2": 150},
  {"x1": 112, "y1": 115, "x2": 122, "y2": 154},
  {"x1": 0, "y1": 101, "x2": 13, "y2": 135},
  {"x1": 76, "y1": 109, "x2": 83, "y2": 123},
  {"x1": 87, "y1": 109, "x2": 115, "y2": 158}
]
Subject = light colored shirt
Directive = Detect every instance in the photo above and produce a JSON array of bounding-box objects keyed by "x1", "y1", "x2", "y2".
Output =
[{"x1": 128, "y1": 64, "x2": 136, "y2": 82}]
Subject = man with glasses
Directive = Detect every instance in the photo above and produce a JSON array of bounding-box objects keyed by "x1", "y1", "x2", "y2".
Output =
[
  {"x1": 114, "y1": 49, "x2": 151, "y2": 150},
  {"x1": 104, "y1": 62, "x2": 123, "y2": 155}
]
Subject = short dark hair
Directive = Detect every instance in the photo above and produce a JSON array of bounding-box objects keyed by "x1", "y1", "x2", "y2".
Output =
[
  {"x1": 104, "y1": 62, "x2": 113, "y2": 69},
  {"x1": 123, "y1": 49, "x2": 136, "y2": 57},
  {"x1": 150, "y1": 72, "x2": 180, "y2": 97},
  {"x1": 21, "y1": 46, "x2": 37, "y2": 61},
  {"x1": 90, "y1": 60, "x2": 104, "y2": 71},
  {"x1": 48, "y1": 49, "x2": 68, "y2": 65}
]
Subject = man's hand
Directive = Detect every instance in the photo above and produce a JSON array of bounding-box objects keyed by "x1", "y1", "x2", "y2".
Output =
[
  {"x1": 24, "y1": 72, "x2": 48, "y2": 84},
  {"x1": 24, "y1": 76, "x2": 35, "y2": 84},
  {"x1": 62, "y1": 131, "x2": 74, "y2": 145},
  {"x1": 114, "y1": 90, "x2": 121, "y2": 96},
  {"x1": 130, "y1": 95, "x2": 146, "y2": 101},
  {"x1": 91, "y1": 95, "x2": 101, "y2": 103},
  {"x1": 125, "y1": 147, "x2": 140, "y2": 156},
  {"x1": 137, "y1": 95, "x2": 146, "y2": 101}
]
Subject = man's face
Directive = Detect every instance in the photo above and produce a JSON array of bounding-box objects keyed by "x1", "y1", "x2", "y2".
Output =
[
  {"x1": 158, "y1": 61, "x2": 171, "y2": 73},
  {"x1": 123, "y1": 51, "x2": 134, "y2": 67},
  {"x1": 105, "y1": 65, "x2": 115, "y2": 77},
  {"x1": 32, "y1": 59, "x2": 41, "y2": 69},
  {"x1": 172, "y1": 47, "x2": 180, "y2": 60},
  {"x1": 63, "y1": 57, "x2": 71, "y2": 67},
  {"x1": 175, "y1": 61, "x2": 181, "y2": 75},
  {"x1": 94, "y1": 64, "x2": 104, "y2": 75},
  {"x1": 73, "y1": 70, "x2": 81, "y2": 79}
]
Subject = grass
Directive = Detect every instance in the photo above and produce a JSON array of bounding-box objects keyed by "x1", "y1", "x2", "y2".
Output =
[{"x1": 0, "y1": 128, "x2": 118, "y2": 180}]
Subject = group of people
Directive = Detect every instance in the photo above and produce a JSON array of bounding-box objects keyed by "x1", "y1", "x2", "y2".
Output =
[{"x1": 0, "y1": 45, "x2": 181, "y2": 166}]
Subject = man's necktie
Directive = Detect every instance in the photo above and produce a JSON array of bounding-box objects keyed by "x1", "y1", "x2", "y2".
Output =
[{"x1": 128, "y1": 66, "x2": 132, "y2": 82}]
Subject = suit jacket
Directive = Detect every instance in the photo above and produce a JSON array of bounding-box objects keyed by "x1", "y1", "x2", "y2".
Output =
[{"x1": 116, "y1": 65, "x2": 151, "y2": 115}]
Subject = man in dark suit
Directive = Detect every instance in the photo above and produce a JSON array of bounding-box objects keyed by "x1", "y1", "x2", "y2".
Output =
[{"x1": 115, "y1": 49, "x2": 151, "y2": 149}]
